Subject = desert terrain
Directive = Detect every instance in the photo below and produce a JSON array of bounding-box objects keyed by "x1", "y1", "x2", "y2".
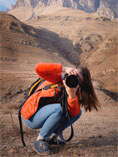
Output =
[{"x1": 0, "y1": 7, "x2": 118, "y2": 157}]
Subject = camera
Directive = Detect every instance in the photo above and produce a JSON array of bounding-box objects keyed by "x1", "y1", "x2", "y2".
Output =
[{"x1": 62, "y1": 72, "x2": 81, "y2": 88}]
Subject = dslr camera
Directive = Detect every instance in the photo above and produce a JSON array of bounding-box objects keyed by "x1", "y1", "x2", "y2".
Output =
[{"x1": 62, "y1": 72, "x2": 81, "y2": 88}]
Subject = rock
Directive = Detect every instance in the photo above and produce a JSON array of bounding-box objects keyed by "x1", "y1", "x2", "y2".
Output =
[
  {"x1": 98, "y1": 135, "x2": 102, "y2": 138},
  {"x1": 89, "y1": 136, "x2": 95, "y2": 139},
  {"x1": 81, "y1": 41, "x2": 94, "y2": 52},
  {"x1": 16, "y1": 89, "x2": 23, "y2": 94},
  {"x1": 97, "y1": 6, "x2": 114, "y2": 19},
  {"x1": 95, "y1": 16, "x2": 111, "y2": 21},
  {"x1": 103, "y1": 70, "x2": 106, "y2": 75},
  {"x1": 84, "y1": 34, "x2": 102, "y2": 43},
  {"x1": 10, "y1": 0, "x2": 118, "y2": 19},
  {"x1": 78, "y1": 0, "x2": 99, "y2": 12},
  {"x1": 97, "y1": 0, "x2": 118, "y2": 18}
]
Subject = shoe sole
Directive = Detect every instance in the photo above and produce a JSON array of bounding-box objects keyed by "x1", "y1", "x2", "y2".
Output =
[{"x1": 33, "y1": 145, "x2": 51, "y2": 156}]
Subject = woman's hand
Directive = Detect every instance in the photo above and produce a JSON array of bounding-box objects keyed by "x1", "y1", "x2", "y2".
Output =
[
  {"x1": 63, "y1": 80, "x2": 79, "y2": 99},
  {"x1": 63, "y1": 66, "x2": 79, "y2": 76},
  {"x1": 62, "y1": 66, "x2": 82, "y2": 98}
]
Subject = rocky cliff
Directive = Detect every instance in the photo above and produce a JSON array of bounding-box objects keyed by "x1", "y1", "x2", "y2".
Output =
[
  {"x1": 97, "y1": 0, "x2": 118, "y2": 19},
  {"x1": 10, "y1": 0, "x2": 118, "y2": 19}
]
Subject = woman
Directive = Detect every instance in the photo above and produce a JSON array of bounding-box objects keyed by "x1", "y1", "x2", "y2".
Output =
[{"x1": 22, "y1": 63, "x2": 99, "y2": 155}]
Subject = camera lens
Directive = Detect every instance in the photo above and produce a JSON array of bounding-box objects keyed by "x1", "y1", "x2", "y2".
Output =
[{"x1": 65, "y1": 75, "x2": 79, "y2": 88}]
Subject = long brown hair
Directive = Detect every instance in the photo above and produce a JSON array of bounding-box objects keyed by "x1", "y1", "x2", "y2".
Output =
[{"x1": 79, "y1": 66, "x2": 100, "y2": 112}]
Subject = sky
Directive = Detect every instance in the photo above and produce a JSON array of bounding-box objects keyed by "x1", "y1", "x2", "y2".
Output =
[{"x1": 0, "y1": 0, "x2": 16, "y2": 11}]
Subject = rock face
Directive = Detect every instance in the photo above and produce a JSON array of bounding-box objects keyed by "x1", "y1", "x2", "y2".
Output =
[
  {"x1": 77, "y1": 0, "x2": 100, "y2": 12},
  {"x1": 10, "y1": 0, "x2": 118, "y2": 18},
  {"x1": 97, "y1": 0, "x2": 118, "y2": 19}
]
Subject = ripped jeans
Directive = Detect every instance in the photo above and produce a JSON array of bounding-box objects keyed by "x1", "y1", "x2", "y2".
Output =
[{"x1": 23, "y1": 103, "x2": 82, "y2": 140}]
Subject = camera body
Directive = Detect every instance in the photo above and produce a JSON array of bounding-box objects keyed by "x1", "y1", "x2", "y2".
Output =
[{"x1": 62, "y1": 72, "x2": 81, "y2": 88}]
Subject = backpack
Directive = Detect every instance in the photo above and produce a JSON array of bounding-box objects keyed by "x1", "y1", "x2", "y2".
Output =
[{"x1": 18, "y1": 77, "x2": 74, "y2": 146}]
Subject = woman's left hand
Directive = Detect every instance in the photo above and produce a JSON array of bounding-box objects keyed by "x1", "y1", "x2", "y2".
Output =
[
  {"x1": 63, "y1": 66, "x2": 79, "y2": 76},
  {"x1": 63, "y1": 80, "x2": 79, "y2": 99}
]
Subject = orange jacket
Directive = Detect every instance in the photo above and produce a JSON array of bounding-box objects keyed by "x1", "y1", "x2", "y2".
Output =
[{"x1": 21, "y1": 63, "x2": 80, "y2": 119}]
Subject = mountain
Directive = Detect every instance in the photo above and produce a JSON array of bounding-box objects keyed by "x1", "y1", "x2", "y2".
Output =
[{"x1": 9, "y1": 0, "x2": 118, "y2": 20}]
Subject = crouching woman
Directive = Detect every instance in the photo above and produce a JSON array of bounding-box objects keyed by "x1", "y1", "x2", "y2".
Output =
[{"x1": 21, "y1": 63, "x2": 100, "y2": 155}]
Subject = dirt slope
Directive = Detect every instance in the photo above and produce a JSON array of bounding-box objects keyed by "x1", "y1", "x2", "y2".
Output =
[
  {"x1": 28, "y1": 8, "x2": 118, "y2": 96},
  {"x1": 0, "y1": 12, "x2": 78, "y2": 105}
]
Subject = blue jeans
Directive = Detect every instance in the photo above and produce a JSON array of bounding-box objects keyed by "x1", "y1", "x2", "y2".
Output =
[{"x1": 23, "y1": 103, "x2": 82, "y2": 140}]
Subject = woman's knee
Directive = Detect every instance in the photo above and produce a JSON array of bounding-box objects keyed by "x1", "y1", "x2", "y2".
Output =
[{"x1": 53, "y1": 103, "x2": 63, "y2": 115}]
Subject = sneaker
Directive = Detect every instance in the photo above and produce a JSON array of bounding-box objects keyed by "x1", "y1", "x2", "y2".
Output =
[
  {"x1": 34, "y1": 139, "x2": 51, "y2": 155},
  {"x1": 47, "y1": 136, "x2": 65, "y2": 145}
]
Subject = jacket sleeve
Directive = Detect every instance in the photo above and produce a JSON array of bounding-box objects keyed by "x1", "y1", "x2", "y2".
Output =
[
  {"x1": 35, "y1": 63, "x2": 63, "y2": 83},
  {"x1": 67, "y1": 96, "x2": 80, "y2": 117}
]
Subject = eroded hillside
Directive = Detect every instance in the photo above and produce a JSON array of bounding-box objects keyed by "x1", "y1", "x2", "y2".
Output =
[
  {"x1": 0, "y1": 12, "x2": 76, "y2": 105},
  {"x1": 0, "y1": 10, "x2": 117, "y2": 106},
  {"x1": 28, "y1": 8, "x2": 118, "y2": 97}
]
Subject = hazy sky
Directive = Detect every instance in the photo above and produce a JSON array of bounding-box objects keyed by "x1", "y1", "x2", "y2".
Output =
[{"x1": 0, "y1": 0, "x2": 16, "y2": 11}]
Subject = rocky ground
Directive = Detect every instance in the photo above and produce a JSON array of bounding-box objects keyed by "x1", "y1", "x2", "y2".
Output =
[{"x1": 0, "y1": 89, "x2": 118, "y2": 157}]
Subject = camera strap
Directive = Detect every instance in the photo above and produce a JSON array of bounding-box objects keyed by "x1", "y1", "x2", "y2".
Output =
[{"x1": 56, "y1": 87, "x2": 74, "y2": 142}]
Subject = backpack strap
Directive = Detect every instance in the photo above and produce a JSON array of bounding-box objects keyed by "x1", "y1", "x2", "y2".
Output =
[
  {"x1": 27, "y1": 78, "x2": 45, "y2": 97},
  {"x1": 28, "y1": 78, "x2": 43, "y2": 96},
  {"x1": 18, "y1": 78, "x2": 45, "y2": 147},
  {"x1": 36, "y1": 81, "x2": 62, "y2": 92},
  {"x1": 18, "y1": 106, "x2": 26, "y2": 147}
]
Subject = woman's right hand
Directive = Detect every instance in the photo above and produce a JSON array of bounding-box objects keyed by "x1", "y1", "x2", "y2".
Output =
[{"x1": 63, "y1": 80, "x2": 79, "y2": 98}]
